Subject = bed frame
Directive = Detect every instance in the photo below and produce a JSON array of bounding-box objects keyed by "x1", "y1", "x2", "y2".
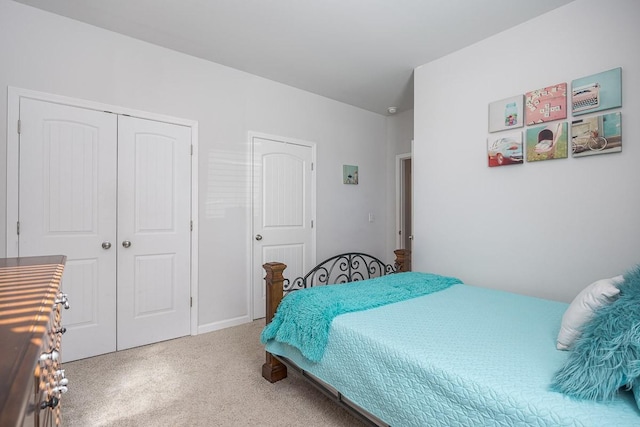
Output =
[{"x1": 261, "y1": 249, "x2": 411, "y2": 426}]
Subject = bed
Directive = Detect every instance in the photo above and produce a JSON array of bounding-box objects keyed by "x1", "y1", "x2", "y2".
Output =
[{"x1": 260, "y1": 250, "x2": 640, "y2": 426}]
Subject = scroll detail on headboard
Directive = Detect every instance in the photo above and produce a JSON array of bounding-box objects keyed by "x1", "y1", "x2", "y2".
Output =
[{"x1": 284, "y1": 251, "x2": 405, "y2": 292}]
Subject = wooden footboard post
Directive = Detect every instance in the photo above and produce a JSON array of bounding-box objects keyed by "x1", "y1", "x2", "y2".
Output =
[
  {"x1": 261, "y1": 262, "x2": 288, "y2": 383},
  {"x1": 394, "y1": 249, "x2": 412, "y2": 272}
]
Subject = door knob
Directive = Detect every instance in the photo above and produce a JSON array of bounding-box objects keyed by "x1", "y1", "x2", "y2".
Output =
[
  {"x1": 255, "y1": 234, "x2": 263, "y2": 241},
  {"x1": 122, "y1": 240, "x2": 132, "y2": 248},
  {"x1": 102, "y1": 241, "x2": 112, "y2": 249}
]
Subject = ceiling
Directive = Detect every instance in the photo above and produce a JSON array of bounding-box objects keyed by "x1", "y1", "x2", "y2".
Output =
[{"x1": 14, "y1": 0, "x2": 575, "y2": 116}]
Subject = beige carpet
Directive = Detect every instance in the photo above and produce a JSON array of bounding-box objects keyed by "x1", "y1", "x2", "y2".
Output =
[{"x1": 62, "y1": 320, "x2": 364, "y2": 426}]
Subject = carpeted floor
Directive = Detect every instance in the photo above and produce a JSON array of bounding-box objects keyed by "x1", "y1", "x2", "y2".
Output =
[{"x1": 62, "y1": 320, "x2": 363, "y2": 426}]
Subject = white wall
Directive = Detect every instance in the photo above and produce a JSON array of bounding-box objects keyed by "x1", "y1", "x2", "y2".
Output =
[
  {"x1": 0, "y1": 0, "x2": 391, "y2": 331},
  {"x1": 414, "y1": 0, "x2": 640, "y2": 302}
]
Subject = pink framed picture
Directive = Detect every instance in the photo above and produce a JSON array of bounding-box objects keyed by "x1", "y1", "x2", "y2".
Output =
[{"x1": 525, "y1": 83, "x2": 567, "y2": 125}]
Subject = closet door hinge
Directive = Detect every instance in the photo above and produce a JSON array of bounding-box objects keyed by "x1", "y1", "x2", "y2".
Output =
[
  {"x1": 190, "y1": 220, "x2": 193, "y2": 231},
  {"x1": 311, "y1": 220, "x2": 314, "y2": 228},
  {"x1": 191, "y1": 145, "x2": 193, "y2": 155},
  {"x1": 190, "y1": 297, "x2": 193, "y2": 307},
  {"x1": 16, "y1": 221, "x2": 20, "y2": 235},
  {"x1": 17, "y1": 120, "x2": 21, "y2": 134},
  {"x1": 311, "y1": 162, "x2": 314, "y2": 171}
]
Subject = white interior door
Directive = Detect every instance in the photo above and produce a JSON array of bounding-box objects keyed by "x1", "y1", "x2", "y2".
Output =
[
  {"x1": 252, "y1": 136, "x2": 315, "y2": 319},
  {"x1": 402, "y1": 157, "x2": 412, "y2": 251},
  {"x1": 18, "y1": 98, "x2": 118, "y2": 361},
  {"x1": 116, "y1": 116, "x2": 192, "y2": 350},
  {"x1": 396, "y1": 153, "x2": 413, "y2": 251}
]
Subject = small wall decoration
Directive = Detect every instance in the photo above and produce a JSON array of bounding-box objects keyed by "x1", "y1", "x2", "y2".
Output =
[
  {"x1": 343, "y1": 165, "x2": 358, "y2": 184},
  {"x1": 571, "y1": 112, "x2": 622, "y2": 157},
  {"x1": 488, "y1": 95, "x2": 524, "y2": 133},
  {"x1": 525, "y1": 83, "x2": 567, "y2": 125},
  {"x1": 571, "y1": 67, "x2": 622, "y2": 116},
  {"x1": 487, "y1": 133, "x2": 523, "y2": 167},
  {"x1": 525, "y1": 122, "x2": 568, "y2": 162}
]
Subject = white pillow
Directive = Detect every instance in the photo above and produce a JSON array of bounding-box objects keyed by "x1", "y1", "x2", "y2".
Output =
[{"x1": 556, "y1": 275, "x2": 624, "y2": 350}]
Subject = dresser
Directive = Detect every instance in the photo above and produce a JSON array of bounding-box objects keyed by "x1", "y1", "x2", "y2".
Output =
[{"x1": 0, "y1": 256, "x2": 68, "y2": 427}]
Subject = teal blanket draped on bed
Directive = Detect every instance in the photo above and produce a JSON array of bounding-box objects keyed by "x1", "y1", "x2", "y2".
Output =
[{"x1": 260, "y1": 271, "x2": 462, "y2": 362}]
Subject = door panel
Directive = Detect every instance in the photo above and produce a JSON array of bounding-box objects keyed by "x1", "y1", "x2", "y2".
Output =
[
  {"x1": 252, "y1": 137, "x2": 314, "y2": 318},
  {"x1": 19, "y1": 98, "x2": 117, "y2": 361},
  {"x1": 116, "y1": 116, "x2": 191, "y2": 350}
]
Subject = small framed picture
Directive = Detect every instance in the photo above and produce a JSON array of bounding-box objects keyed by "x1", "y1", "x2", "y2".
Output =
[
  {"x1": 488, "y1": 95, "x2": 524, "y2": 133},
  {"x1": 571, "y1": 67, "x2": 622, "y2": 116},
  {"x1": 487, "y1": 133, "x2": 523, "y2": 167},
  {"x1": 525, "y1": 83, "x2": 567, "y2": 125},
  {"x1": 571, "y1": 112, "x2": 621, "y2": 157},
  {"x1": 343, "y1": 165, "x2": 358, "y2": 184},
  {"x1": 525, "y1": 122, "x2": 568, "y2": 162}
]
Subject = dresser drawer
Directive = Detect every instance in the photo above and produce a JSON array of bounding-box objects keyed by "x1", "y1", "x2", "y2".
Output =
[{"x1": 0, "y1": 256, "x2": 67, "y2": 427}]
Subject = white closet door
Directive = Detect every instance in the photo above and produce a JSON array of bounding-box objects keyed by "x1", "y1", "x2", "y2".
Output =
[
  {"x1": 18, "y1": 98, "x2": 118, "y2": 361},
  {"x1": 116, "y1": 116, "x2": 192, "y2": 350}
]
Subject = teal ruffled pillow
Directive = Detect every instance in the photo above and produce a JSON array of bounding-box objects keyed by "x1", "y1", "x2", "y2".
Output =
[{"x1": 552, "y1": 265, "x2": 640, "y2": 407}]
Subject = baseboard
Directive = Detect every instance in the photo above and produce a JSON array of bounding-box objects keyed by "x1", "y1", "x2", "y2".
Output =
[{"x1": 197, "y1": 315, "x2": 252, "y2": 335}]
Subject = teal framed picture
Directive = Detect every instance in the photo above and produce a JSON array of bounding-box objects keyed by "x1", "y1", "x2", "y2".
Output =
[
  {"x1": 343, "y1": 165, "x2": 358, "y2": 184},
  {"x1": 571, "y1": 112, "x2": 622, "y2": 157},
  {"x1": 571, "y1": 67, "x2": 622, "y2": 116}
]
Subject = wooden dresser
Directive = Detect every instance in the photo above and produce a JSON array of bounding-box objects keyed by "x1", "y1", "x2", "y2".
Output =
[{"x1": 0, "y1": 256, "x2": 68, "y2": 427}]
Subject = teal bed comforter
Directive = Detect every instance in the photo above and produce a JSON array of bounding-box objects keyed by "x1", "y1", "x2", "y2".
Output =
[
  {"x1": 264, "y1": 283, "x2": 639, "y2": 426},
  {"x1": 261, "y1": 272, "x2": 461, "y2": 362}
]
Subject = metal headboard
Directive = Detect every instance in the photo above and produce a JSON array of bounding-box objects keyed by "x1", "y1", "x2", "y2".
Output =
[{"x1": 283, "y1": 252, "x2": 396, "y2": 292}]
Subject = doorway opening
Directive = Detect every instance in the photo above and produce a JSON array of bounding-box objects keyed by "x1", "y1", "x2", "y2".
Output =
[{"x1": 396, "y1": 153, "x2": 412, "y2": 252}]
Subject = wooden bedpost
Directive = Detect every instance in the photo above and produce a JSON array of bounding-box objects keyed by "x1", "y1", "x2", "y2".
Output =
[
  {"x1": 261, "y1": 262, "x2": 288, "y2": 383},
  {"x1": 394, "y1": 249, "x2": 412, "y2": 272}
]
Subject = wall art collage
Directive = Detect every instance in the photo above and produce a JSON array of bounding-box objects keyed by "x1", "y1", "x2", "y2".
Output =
[{"x1": 487, "y1": 67, "x2": 622, "y2": 167}]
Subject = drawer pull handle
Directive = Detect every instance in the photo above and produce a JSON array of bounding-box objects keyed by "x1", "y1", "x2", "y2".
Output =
[
  {"x1": 54, "y1": 293, "x2": 70, "y2": 309},
  {"x1": 40, "y1": 396, "x2": 59, "y2": 410},
  {"x1": 55, "y1": 378, "x2": 69, "y2": 387},
  {"x1": 52, "y1": 386, "x2": 68, "y2": 394},
  {"x1": 39, "y1": 350, "x2": 60, "y2": 362}
]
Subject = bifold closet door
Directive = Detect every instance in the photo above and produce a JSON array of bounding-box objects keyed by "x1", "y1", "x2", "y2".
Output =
[
  {"x1": 18, "y1": 98, "x2": 118, "y2": 361},
  {"x1": 116, "y1": 116, "x2": 192, "y2": 350},
  {"x1": 18, "y1": 99, "x2": 192, "y2": 360}
]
